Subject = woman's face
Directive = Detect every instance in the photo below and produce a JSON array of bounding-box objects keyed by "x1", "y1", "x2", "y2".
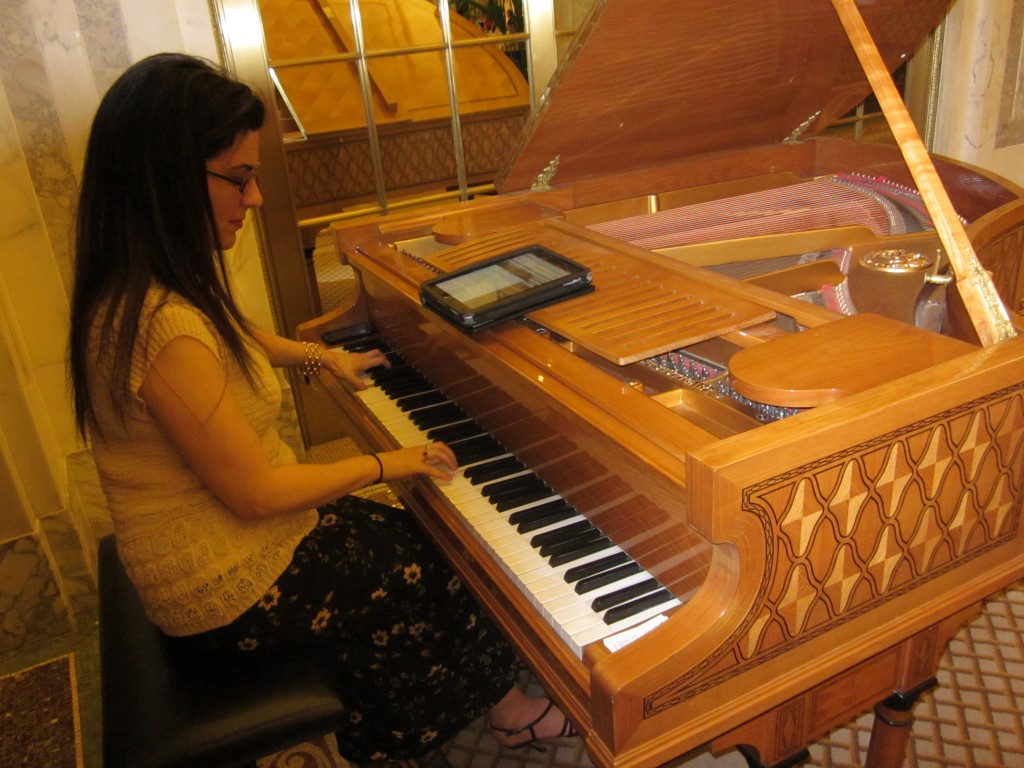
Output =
[{"x1": 205, "y1": 130, "x2": 263, "y2": 250}]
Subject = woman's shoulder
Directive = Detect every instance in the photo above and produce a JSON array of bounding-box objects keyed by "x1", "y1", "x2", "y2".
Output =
[{"x1": 141, "y1": 287, "x2": 219, "y2": 350}]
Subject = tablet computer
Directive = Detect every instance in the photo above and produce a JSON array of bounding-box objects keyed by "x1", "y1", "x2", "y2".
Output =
[{"x1": 420, "y1": 245, "x2": 593, "y2": 332}]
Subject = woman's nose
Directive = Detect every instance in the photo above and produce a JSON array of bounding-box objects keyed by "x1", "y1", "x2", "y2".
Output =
[{"x1": 243, "y1": 177, "x2": 263, "y2": 208}]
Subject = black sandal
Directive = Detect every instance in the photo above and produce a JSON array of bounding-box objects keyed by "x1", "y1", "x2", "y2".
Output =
[{"x1": 489, "y1": 699, "x2": 577, "y2": 751}]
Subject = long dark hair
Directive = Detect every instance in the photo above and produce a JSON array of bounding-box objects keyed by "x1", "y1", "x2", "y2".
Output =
[{"x1": 69, "y1": 53, "x2": 266, "y2": 437}]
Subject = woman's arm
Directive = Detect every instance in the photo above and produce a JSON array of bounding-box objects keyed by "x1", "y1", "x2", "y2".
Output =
[
  {"x1": 139, "y1": 335, "x2": 455, "y2": 520},
  {"x1": 248, "y1": 327, "x2": 388, "y2": 389}
]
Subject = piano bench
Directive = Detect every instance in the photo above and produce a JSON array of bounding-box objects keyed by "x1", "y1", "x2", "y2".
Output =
[{"x1": 98, "y1": 535, "x2": 347, "y2": 768}]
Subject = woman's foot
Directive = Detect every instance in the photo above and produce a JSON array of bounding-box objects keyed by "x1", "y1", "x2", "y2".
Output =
[{"x1": 488, "y1": 689, "x2": 577, "y2": 750}]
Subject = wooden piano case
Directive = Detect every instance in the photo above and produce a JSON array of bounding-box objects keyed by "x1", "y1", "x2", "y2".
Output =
[{"x1": 298, "y1": 1, "x2": 1024, "y2": 766}]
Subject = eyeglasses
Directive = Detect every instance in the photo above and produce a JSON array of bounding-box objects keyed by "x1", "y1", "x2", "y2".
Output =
[{"x1": 206, "y1": 166, "x2": 260, "y2": 194}]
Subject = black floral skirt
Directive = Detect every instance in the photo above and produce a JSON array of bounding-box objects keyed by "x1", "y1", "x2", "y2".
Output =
[{"x1": 169, "y1": 497, "x2": 518, "y2": 762}]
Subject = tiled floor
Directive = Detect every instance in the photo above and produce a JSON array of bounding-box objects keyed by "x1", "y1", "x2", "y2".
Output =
[{"x1": 5, "y1": 585, "x2": 1024, "y2": 768}]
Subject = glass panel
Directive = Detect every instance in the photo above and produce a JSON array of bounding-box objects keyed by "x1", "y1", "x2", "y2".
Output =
[
  {"x1": 353, "y1": 0, "x2": 445, "y2": 53},
  {"x1": 553, "y1": 0, "x2": 597, "y2": 63},
  {"x1": 450, "y1": 42, "x2": 529, "y2": 113},
  {"x1": 262, "y1": 0, "x2": 558, "y2": 223},
  {"x1": 451, "y1": 41, "x2": 531, "y2": 184},
  {"x1": 458, "y1": 0, "x2": 524, "y2": 32},
  {"x1": 259, "y1": 0, "x2": 369, "y2": 136},
  {"x1": 371, "y1": 50, "x2": 458, "y2": 198},
  {"x1": 270, "y1": 59, "x2": 368, "y2": 136}
]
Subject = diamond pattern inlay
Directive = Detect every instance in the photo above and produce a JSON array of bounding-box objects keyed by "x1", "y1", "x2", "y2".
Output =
[
  {"x1": 906, "y1": 504, "x2": 945, "y2": 571},
  {"x1": 989, "y1": 475, "x2": 1017, "y2": 537},
  {"x1": 919, "y1": 425, "x2": 955, "y2": 499},
  {"x1": 778, "y1": 563, "x2": 818, "y2": 636},
  {"x1": 829, "y1": 462, "x2": 869, "y2": 536},
  {"x1": 735, "y1": 387, "x2": 1024, "y2": 664},
  {"x1": 959, "y1": 411, "x2": 994, "y2": 482},
  {"x1": 823, "y1": 544, "x2": 862, "y2": 613},
  {"x1": 780, "y1": 479, "x2": 825, "y2": 557},
  {"x1": 866, "y1": 524, "x2": 904, "y2": 593},
  {"x1": 876, "y1": 442, "x2": 913, "y2": 520}
]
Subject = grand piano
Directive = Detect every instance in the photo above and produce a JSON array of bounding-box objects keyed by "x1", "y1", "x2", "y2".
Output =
[{"x1": 296, "y1": 0, "x2": 1024, "y2": 766}]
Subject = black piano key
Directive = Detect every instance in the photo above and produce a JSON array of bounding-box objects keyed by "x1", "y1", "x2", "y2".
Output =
[
  {"x1": 363, "y1": 362, "x2": 395, "y2": 379},
  {"x1": 482, "y1": 474, "x2": 545, "y2": 499},
  {"x1": 369, "y1": 363, "x2": 417, "y2": 381},
  {"x1": 529, "y1": 520, "x2": 595, "y2": 549},
  {"x1": 370, "y1": 364, "x2": 421, "y2": 382},
  {"x1": 516, "y1": 508, "x2": 580, "y2": 534},
  {"x1": 590, "y1": 578, "x2": 660, "y2": 613},
  {"x1": 563, "y1": 552, "x2": 632, "y2": 584},
  {"x1": 464, "y1": 456, "x2": 526, "y2": 484},
  {"x1": 379, "y1": 379, "x2": 434, "y2": 399},
  {"x1": 427, "y1": 421, "x2": 482, "y2": 443},
  {"x1": 495, "y1": 485, "x2": 555, "y2": 512},
  {"x1": 507, "y1": 500, "x2": 574, "y2": 527},
  {"x1": 574, "y1": 562, "x2": 642, "y2": 594},
  {"x1": 373, "y1": 371, "x2": 430, "y2": 390},
  {"x1": 548, "y1": 536, "x2": 614, "y2": 567},
  {"x1": 370, "y1": 366, "x2": 424, "y2": 384},
  {"x1": 483, "y1": 479, "x2": 548, "y2": 507},
  {"x1": 411, "y1": 403, "x2": 465, "y2": 429},
  {"x1": 451, "y1": 435, "x2": 506, "y2": 465},
  {"x1": 396, "y1": 390, "x2": 447, "y2": 411},
  {"x1": 538, "y1": 528, "x2": 606, "y2": 559},
  {"x1": 602, "y1": 589, "x2": 674, "y2": 625}
]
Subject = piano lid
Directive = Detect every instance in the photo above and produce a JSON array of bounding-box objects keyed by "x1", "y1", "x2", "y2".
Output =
[{"x1": 496, "y1": 0, "x2": 952, "y2": 193}]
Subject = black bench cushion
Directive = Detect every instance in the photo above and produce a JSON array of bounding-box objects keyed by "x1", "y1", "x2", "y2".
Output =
[{"x1": 98, "y1": 535, "x2": 347, "y2": 768}]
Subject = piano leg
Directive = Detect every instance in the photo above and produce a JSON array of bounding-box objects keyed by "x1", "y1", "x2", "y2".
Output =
[
  {"x1": 733, "y1": 675, "x2": 933, "y2": 768},
  {"x1": 864, "y1": 678, "x2": 937, "y2": 768},
  {"x1": 713, "y1": 606, "x2": 978, "y2": 768},
  {"x1": 736, "y1": 744, "x2": 810, "y2": 768}
]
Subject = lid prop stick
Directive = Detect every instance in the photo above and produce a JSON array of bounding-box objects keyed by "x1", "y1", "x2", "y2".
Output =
[{"x1": 830, "y1": 0, "x2": 1016, "y2": 346}]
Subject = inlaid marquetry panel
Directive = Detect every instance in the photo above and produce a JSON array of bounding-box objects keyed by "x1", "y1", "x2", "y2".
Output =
[
  {"x1": 746, "y1": 391, "x2": 1023, "y2": 652},
  {"x1": 649, "y1": 383, "x2": 1024, "y2": 713}
]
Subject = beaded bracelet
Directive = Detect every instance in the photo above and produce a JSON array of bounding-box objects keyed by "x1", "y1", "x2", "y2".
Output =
[
  {"x1": 370, "y1": 453, "x2": 384, "y2": 484},
  {"x1": 300, "y1": 342, "x2": 323, "y2": 384}
]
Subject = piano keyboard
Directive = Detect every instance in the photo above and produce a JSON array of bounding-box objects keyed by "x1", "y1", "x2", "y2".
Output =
[{"x1": 334, "y1": 333, "x2": 681, "y2": 658}]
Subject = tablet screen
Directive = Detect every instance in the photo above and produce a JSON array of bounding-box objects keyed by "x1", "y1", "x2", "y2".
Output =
[
  {"x1": 420, "y1": 245, "x2": 592, "y2": 332},
  {"x1": 435, "y1": 250, "x2": 573, "y2": 311}
]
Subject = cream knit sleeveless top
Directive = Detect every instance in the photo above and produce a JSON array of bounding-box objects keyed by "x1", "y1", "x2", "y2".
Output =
[{"x1": 89, "y1": 289, "x2": 318, "y2": 636}]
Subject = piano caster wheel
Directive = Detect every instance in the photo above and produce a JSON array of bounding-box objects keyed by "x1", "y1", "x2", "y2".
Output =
[{"x1": 736, "y1": 745, "x2": 810, "y2": 768}]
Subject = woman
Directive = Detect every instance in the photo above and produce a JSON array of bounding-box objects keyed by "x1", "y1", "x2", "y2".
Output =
[{"x1": 68, "y1": 53, "x2": 573, "y2": 763}]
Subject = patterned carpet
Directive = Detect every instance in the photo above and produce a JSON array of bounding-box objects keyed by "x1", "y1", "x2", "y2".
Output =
[{"x1": 0, "y1": 654, "x2": 83, "y2": 768}]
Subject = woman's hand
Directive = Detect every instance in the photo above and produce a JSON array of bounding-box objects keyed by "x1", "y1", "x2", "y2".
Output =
[
  {"x1": 321, "y1": 346, "x2": 389, "y2": 389},
  {"x1": 378, "y1": 441, "x2": 457, "y2": 483}
]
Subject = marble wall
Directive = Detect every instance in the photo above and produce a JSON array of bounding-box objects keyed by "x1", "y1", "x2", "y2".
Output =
[
  {"x1": 935, "y1": 0, "x2": 1024, "y2": 185},
  {"x1": 0, "y1": 0, "x2": 277, "y2": 654}
]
